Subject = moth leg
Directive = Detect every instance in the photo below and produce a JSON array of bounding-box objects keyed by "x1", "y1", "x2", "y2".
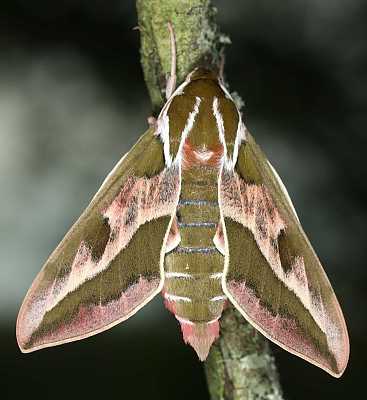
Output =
[{"x1": 165, "y1": 21, "x2": 177, "y2": 100}]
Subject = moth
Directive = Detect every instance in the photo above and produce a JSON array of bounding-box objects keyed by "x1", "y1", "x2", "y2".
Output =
[{"x1": 16, "y1": 40, "x2": 349, "y2": 378}]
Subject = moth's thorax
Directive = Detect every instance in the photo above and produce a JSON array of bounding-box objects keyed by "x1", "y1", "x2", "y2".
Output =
[{"x1": 165, "y1": 76, "x2": 240, "y2": 163}]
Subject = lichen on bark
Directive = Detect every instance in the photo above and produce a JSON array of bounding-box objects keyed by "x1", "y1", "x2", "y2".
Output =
[
  {"x1": 135, "y1": 1, "x2": 284, "y2": 399},
  {"x1": 205, "y1": 307, "x2": 283, "y2": 400},
  {"x1": 136, "y1": 0, "x2": 226, "y2": 114}
]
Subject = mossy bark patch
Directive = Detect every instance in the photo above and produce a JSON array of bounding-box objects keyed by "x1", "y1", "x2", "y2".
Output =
[{"x1": 136, "y1": 0, "x2": 224, "y2": 113}]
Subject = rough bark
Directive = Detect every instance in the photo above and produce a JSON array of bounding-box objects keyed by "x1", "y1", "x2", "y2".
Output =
[
  {"x1": 205, "y1": 306, "x2": 283, "y2": 400},
  {"x1": 136, "y1": 0, "x2": 226, "y2": 114},
  {"x1": 135, "y1": 1, "x2": 284, "y2": 399}
]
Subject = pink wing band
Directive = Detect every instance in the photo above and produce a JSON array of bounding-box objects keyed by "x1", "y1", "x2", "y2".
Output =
[
  {"x1": 17, "y1": 165, "x2": 180, "y2": 351},
  {"x1": 220, "y1": 168, "x2": 349, "y2": 376}
]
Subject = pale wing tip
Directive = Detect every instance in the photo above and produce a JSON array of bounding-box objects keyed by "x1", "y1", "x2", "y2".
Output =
[
  {"x1": 331, "y1": 334, "x2": 350, "y2": 378},
  {"x1": 16, "y1": 330, "x2": 32, "y2": 354},
  {"x1": 331, "y1": 366, "x2": 346, "y2": 378},
  {"x1": 328, "y1": 356, "x2": 348, "y2": 378},
  {"x1": 324, "y1": 341, "x2": 349, "y2": 378},
  {"x1": 327, "y1": 309, "x2": 350, "y2": 378},
  {"x1": 17, "y1": 343, "x2": 35, "y2": 354},
  {"x1": 16, "y1": 316, "x2": 34, "y2": 354},
  {"x1": 16, "y1": 309, "x2": 27, "y2": 353}
]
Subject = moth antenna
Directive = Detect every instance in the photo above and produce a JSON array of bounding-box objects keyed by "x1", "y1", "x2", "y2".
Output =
[
  {"x1": 219, "y1": 46, "x2": 226, "y2": 82},
  {"x1": 165, "y1": 21, "x2": 177, "y2": 100}
]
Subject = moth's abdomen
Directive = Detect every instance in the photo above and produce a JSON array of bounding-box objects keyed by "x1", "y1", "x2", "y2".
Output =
[
  {"x1": 161, "y1": 75, "x2": 233, "y2": 360},
  {"x1": 163, "y1": 166, "x2": 226, "y2": 360},
  {"x1": 164, "y1": 208, "x2": 225, "y2": 322}
]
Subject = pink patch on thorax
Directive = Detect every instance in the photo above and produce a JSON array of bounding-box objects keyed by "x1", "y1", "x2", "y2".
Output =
[{"x1": 182, "y1": 140, "x2": 223, "y2": 170}]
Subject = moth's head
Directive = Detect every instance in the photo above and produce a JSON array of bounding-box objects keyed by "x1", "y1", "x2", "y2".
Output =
[
  {"x1": 188, "y1": 68, "x2": 219, "y2": 82},
  {"x1": 184, "y1": 68, "x2": 223, "y2": 98}
]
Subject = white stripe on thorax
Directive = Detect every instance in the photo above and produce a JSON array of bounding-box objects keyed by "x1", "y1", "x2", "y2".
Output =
[
  {"x1": 175, "y1": 96, "x2": 202, "y2": 162},
  {"x1": 159, "y1": 96, "x2": 202, "y2": 166},
  {"x1": 213, "y1": 96, "x2": 246, "y2": 168},
  {"x1": 212, "y1": 97, "x2": 226, "y2": 157},
  {"x1": 232, "y1": 122, "x2": 246, "y2": 167},
  {"x1": 156, "y1": 76, "x2": 200, "y2": 166},
  {"x1": 217, "y1": 77, "x2": 247, "y2": 166},
  {"x1": 157, "y1": 112, "x2": 171, "y2": 165}
]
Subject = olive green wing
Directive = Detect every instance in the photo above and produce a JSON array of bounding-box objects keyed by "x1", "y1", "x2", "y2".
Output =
[
  {"x1": 17, "y1": 128, "x2": 180, "y2": 353},
  {"x1": 218, "y1": 130, "x2": 349, "y2": 377}
]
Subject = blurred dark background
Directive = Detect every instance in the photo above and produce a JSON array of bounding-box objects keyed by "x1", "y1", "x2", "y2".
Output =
[{"x1": 1, "y1": 1, "x2": 366, "y2": 399}]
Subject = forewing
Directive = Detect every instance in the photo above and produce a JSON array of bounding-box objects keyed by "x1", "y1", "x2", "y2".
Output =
[
  {"x1": 17, "y1": 129, "x2": 180, "y2": 352},
  {"x1": 219, "y1": 130, "x2": 349, "y2": 377}
]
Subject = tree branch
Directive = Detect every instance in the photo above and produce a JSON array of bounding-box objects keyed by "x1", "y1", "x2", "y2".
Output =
[
  {"x1": 136, "y1": 0, "x2": 224, "y2": 114},
  {"x1": 205, "y1": 306, "x2": 283, "y2": 400},
  {"x1": 135, "y1": 1, "x2": 284, "y2": 399}
]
